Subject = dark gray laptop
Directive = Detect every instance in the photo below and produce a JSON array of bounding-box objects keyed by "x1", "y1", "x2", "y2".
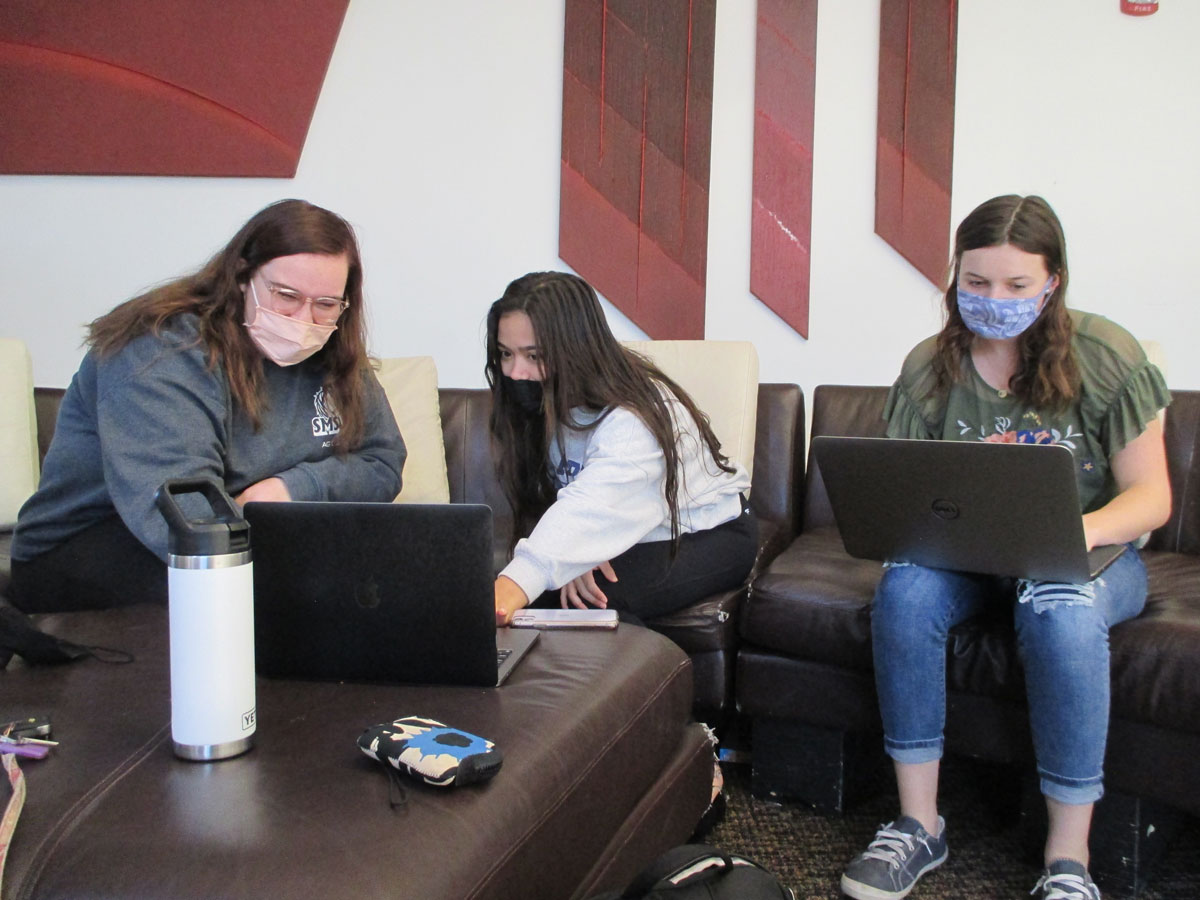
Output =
[
  {"x1": 812, "y1": 436, "x2": 1125, "y2": 582},
  {"x1": 243, "y1": 502, "x2": 537, "y2": 686}
]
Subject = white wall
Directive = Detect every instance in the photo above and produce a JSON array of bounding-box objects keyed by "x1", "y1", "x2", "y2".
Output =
[
  {"x1": 2, "y1": 0, "x2": 1196, "y2": 405},
  {"x1": 952, "y1": 3, "x2": 1198, "y2": 386}
]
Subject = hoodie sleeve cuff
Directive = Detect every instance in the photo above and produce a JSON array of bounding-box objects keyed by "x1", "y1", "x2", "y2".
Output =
[{"x1": 498, "y1": 550, "x2": 553, "y2": 605}]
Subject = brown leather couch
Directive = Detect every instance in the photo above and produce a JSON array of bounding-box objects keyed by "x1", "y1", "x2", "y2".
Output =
[
  {"x1": 736, "y1": 384, "x2": 1200, "y2": 894},
  {"x1": 7, "y1": 383, "x2": 805, "y2": 727}
]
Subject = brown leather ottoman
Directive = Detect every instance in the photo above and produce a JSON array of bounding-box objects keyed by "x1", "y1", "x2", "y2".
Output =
[{"x1": 2, "y1": 605, "x2": 711, "y2": 900}]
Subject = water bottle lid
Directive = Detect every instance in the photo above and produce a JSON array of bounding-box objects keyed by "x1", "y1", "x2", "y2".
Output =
[{"x1": 156, "y1": 478, "x2": 251, "y2": 558}]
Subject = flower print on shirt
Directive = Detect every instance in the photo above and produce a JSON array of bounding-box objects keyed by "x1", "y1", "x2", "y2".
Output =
[{"x1": 957, "y1": 410, "x2": 1083, "y2": 449}]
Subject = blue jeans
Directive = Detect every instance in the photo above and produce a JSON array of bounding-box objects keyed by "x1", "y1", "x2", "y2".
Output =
[{"x1": 870, "y1": 548, "x2": 1148, "y2": 805}]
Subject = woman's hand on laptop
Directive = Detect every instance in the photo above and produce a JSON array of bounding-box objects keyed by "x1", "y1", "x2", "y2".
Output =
[
  {"x1": 235, "y1": 477, "x2": 292, "y2": 506},
  {"x1": 495, "y1": 576, "x2": 529, "y2": 626}
]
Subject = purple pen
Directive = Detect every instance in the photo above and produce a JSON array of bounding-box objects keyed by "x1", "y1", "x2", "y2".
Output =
[{"x1": 0, "y1": 742, "x2": 49, "y2": 759}]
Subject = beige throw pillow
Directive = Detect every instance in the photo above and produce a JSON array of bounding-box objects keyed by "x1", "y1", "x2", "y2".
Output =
[
  {"x1": 621, "y1": 340, "x2": 759, "y2": 482},
  {"x1": 0, "y1": 338, "x2": 40, "y2": 529},
  {"x1": 374, "y1": 356, "x2": 451, "y2": 504}
]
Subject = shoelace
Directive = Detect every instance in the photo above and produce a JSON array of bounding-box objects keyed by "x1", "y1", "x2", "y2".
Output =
[
  {"x1": 1031, "y1": 870, "x2": 1096, "y2": 899},
  {"x1": 861, "y1": 824, "x2": 929, "y2": 870}
]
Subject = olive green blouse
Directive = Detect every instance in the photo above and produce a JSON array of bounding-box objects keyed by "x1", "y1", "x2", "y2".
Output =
[{"x1": 883, "y1": 310, "x2": 1171, "y2": 514}]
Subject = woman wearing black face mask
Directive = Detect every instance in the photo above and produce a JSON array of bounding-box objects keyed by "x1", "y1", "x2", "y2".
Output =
[
  {"x1": 840, "y1": 196, "x2": 1171, "y2": 900},
  {"x1": 484, "y1": 271, "x2": 757, "y2": 629}
]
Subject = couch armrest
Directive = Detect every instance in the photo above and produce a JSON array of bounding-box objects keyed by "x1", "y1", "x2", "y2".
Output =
[
  {"x1": 1147, "y1": 389, "x2": 1200, "y2": 556},
  {"x1": 750, "y1": 384, "x2": 805, "y2": 564},
  {"x1": 804, "y1": 385, "x2": 890, "y2": 531},
  {"x1": 438, "y1": 388, "x2": 514, "y2": 568}
]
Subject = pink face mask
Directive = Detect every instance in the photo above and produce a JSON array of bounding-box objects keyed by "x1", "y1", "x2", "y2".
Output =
[{"x1": 244, "y1": 280, "x2": 337, "y2": 366}]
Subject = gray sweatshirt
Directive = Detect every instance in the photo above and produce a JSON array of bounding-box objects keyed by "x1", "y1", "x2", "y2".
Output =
[{"x1": 13, "y1": 315, "x2": 405, "y2": 562}]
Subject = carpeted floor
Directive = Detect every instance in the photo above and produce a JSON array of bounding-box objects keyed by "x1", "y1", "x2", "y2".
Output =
[{"x1": 704, "y1": 755, "x2": 1199, "y2": 899}]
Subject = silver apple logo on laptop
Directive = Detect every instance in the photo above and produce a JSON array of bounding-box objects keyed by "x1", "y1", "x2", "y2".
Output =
[{"x1": 355, "y1": 579, "x2": 382, "y2": 609}]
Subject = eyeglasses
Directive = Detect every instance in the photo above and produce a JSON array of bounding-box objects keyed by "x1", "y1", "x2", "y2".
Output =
[{"x1": 259, "y1": 275, "x2": 349, "y2": 323}]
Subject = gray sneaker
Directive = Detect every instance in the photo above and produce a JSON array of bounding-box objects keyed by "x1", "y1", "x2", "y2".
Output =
[
  {"x1": 840, "y1": 815, "x2": 947, "y2": 900},
  {"x1": 1032, "y1": 859, "x2": 1101, "y2": 899}
]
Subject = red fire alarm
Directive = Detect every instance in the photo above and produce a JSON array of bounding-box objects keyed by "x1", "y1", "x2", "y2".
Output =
[{"x1": 1121, "y1": 1, "x2": 1159, "y2": 14}]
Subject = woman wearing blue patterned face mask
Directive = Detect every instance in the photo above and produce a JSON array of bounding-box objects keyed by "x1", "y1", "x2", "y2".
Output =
[
  {"x1": 955, "y1": 272, "x2": 1054, "y2": 340},
  {"x1": 840, "y1": 196, "x2": 1172, "y2": 900}
]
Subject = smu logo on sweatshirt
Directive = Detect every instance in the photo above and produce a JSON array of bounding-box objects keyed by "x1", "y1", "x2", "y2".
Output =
[{"x1": 311, "y1": 387, "x2": 342, "y2": 438}]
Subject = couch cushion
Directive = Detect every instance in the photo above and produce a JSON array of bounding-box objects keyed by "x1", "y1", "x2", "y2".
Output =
[
  {"x1": 744, "y1": 529, "x2": 1200, "y2": 737},
  {"x1": 741, "y1": 528, "x2": 880, "y2": 672},
  {"x1": 742, "y1": 528, "x2": 1031, "y2": 701},
  {"x1": 374, "y1": 356, "x2": 451, "y2": 504},
  {"x1": 622, "y1": 341, "x2": 759, "y2": 480},
  {"x1": 647, "y1": 584, "x2": 743, "y2": 653},
  {"x1": 0, "y1": 337, "x2": 39, "y2": 528},
  {"x1": 1111, "y1": 550, "x2": 1200, "y2": 734}
]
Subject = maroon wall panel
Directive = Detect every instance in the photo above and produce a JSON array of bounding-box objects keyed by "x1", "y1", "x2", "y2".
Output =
[
  {"x1": 875, "y1": 0, "x2": 957, "y2": 285},
  {"x1": 0, "y1": 1, "x2": 349, "y2": 176},
  {"x1": 750, "y1": 0, "x2": 817, "y2": 339},
  {"x1": 560, "y1": 0, "x2": 716, "y2": 339}
]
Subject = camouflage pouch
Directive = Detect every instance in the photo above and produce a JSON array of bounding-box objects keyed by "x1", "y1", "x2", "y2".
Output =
[{"x1": 357, "y1": 715, "x2": 502, "y2": 787}]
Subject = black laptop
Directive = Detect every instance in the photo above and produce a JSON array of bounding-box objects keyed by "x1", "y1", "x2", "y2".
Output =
[
  {"x1": 812, "y1": 436, "x2": 1125, "y2": 582},
  {"x1": 243, "y1": 502, "x2": 537, "y2": 687}
]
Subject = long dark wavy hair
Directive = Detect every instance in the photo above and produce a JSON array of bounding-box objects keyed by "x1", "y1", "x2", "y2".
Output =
[
  {"x1": 485, "y1": 272, "x2": 734, "y2": 549},
  {"x1": 933, "y1": 194, "x2": 1080, "y2": 409},
  {"x1": 86, "y1": 199, "x2": 372, "y2": 449}
]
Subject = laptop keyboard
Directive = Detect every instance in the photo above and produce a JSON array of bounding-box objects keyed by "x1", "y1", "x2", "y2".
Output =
[{"x1": 497, "y1": 648, "x2": 512, "y2": 666}]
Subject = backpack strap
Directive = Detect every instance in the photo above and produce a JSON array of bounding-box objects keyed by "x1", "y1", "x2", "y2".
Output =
[{"x1": 620, "y1": 844, "x2": 735, "y2": 897}]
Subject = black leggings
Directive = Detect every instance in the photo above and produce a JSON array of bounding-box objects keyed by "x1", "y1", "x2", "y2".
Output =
[
  {"x1": 10, "y1": 515, "x2": 167, "y2": 613},
  {"x1": 532, "y1": 502, "x2": 759, "y2": 622}
]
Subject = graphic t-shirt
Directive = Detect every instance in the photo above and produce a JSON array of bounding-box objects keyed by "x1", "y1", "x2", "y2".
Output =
[{"x1": 883, "y1": 310, "x2": 1170, "y2": 514}]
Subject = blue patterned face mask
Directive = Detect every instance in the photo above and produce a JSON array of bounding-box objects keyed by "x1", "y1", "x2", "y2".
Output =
[{"x1": 956, "y1": 278, "x2": 1053, "y2": 340}]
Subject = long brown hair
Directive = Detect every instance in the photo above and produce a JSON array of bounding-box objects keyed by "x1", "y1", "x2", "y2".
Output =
[
  {"x1": 933, "y1": 194, "x2": 1079, "y2": 409},
  {"x1": 485, "y1": 272, "x2": 734, "y2": 549},
  {"x1": 86, "y1": 199, "x2": 372, "y2": 448}
]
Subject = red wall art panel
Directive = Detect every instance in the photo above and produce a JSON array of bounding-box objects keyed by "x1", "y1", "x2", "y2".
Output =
[
  {"x1": 0, "y1": 1, "x2": 349, "y2": 177},
  {"x1": 875, "y1": 0, "x2": 957, "y2": 285},
  {"x1": 560, "y1": 0, "x2": 716, "y2": 339},
  {"x1": 750, "y1": 0, "x2": 818, "y2": 339}
]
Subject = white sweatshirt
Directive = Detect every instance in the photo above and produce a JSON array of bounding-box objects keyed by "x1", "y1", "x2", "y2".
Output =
[{"x1": 499, "y1": 395, "x2": 751, "y2": 601}]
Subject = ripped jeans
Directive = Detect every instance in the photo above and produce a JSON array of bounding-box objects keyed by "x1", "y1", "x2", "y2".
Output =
[{"x1": 871, "y1": 547, "x2": 1148, "y2": 805}]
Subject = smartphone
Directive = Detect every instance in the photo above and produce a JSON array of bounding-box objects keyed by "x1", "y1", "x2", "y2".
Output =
[{"x1": 509, "y1": 608, "x2": 619, "y2": 629}]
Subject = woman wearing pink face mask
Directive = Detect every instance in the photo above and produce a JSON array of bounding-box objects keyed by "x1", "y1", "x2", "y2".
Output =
[
  {"x1": 840, "y1": 195, "x2": 1171, "y2": 900},
  {"x1": 10, "y1": 199, "x2": 405, "y2": 613}
]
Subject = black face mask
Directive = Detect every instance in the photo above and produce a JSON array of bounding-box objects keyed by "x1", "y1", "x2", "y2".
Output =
[{"x1": 503, "y1": 376, "x2": 544, "y2": 415}]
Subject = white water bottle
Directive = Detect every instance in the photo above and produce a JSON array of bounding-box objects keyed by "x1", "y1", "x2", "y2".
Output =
[{"x1": 156, "y1": 478, "x2": 256, "y2": 761}]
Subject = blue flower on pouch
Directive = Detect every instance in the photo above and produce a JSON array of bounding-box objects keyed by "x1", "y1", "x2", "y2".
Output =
[{"x1": 406, "y1": 728, "x2": 491, "y2": 760}]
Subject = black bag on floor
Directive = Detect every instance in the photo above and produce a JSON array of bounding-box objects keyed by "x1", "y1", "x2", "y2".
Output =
[{"x1": 589, "y1": 844, "x2": 794, "y2": 899}]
